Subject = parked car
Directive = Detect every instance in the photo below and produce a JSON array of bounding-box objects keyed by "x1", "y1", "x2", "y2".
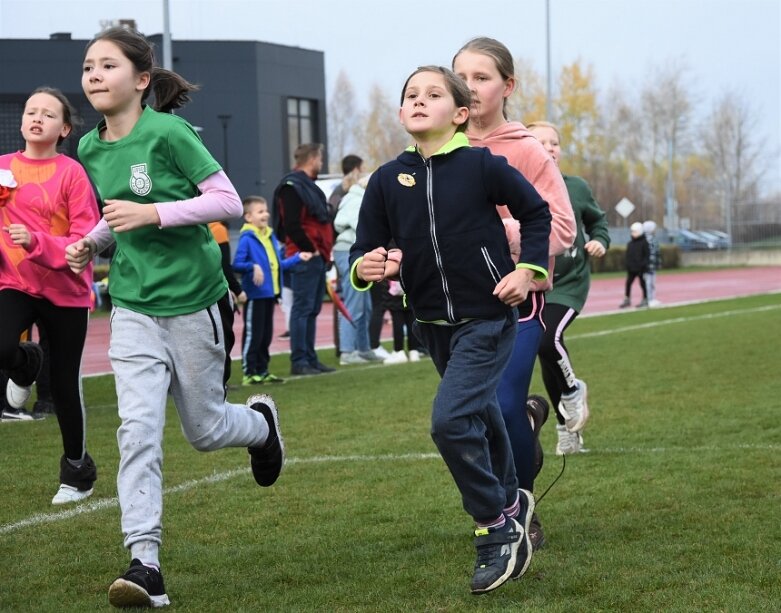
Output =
[
  {"x1": 704, "y1": 230, "x2": 732, "y2": 249},
  {"x1": 673, "y1": 229, "x2": 714, "y2": 251}
]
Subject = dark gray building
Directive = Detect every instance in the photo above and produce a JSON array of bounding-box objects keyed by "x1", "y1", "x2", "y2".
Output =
[{"x1": 0, "y1": 32, "x2": 327, "y2": 207}]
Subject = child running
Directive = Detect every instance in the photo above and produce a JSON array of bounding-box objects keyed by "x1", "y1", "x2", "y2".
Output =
[
  {"x1": 0, "y1": 87, "x2": 100, "y2": 504},
  {"x1": 233, "y1": 195, "x2": 311, "y2": 385},
  {"x1": 453, "y1": 37, "x2": 577, "y2": 549},
  {"x1": 65, "y1": 27, "x2": 283, "y2": 609},
  {"x1": 350, "y1": 65, "x2": 551, "y2": 595}
]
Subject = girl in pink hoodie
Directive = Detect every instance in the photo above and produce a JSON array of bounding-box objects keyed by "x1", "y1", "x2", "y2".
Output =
[
  {"x1": 453, "y1": 37, "x2": 577, "y2": 550},
  {"x1": 0, "y1": 87, "x2": 100, "y2": 504}
]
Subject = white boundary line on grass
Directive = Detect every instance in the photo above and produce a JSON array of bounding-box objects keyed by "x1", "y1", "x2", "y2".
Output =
[{"x1": 2, "y1": 444, "x2": 778, "y2": 536}]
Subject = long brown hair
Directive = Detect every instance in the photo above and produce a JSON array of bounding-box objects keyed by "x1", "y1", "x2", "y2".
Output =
[
  {"x1": 452, "y1": 37, "x2": 516, "y2": 119},
  {"x1": 85, "y1": 26, "x2": 199, "y2": 113}
]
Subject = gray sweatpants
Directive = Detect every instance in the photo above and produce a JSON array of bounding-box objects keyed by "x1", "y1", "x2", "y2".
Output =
[{"x1": 109, "y1": 300, "x2": 268, "y2": 563}]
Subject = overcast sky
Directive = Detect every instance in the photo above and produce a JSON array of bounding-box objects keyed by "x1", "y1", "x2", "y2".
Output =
[{"x1": 2, "y1": 0, "x2": 779, "y2": 192}]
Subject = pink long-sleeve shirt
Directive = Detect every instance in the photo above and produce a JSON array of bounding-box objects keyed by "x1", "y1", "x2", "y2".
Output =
[
  {"x1": 467, "y1": 122, "x2": 576, "y2": 291},
  {"x1": 0, "y1": 152, "x2": 99, "y2": 307}
]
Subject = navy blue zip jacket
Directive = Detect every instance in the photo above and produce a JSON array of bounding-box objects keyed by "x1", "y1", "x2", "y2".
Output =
[{"x1": 349, "y1": 133, "x2": 551, "y2": 324}]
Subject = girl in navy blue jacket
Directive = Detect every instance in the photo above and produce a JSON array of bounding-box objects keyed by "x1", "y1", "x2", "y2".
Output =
[
  {"x1": 233, "y1": 196, "x2": 311, "y2": 384},
  {"x1": 350, "y1": 66, "x2": 551, "y2": 595}
]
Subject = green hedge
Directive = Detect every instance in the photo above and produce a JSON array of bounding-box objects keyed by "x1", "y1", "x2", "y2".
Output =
[{"x1": 590, "y1": 244, "x2": 680, "y2": 273}]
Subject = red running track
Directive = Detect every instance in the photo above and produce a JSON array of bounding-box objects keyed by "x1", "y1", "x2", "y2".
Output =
[{"x1": 80, "y1": 266, "x2": 780, "y2": 376}]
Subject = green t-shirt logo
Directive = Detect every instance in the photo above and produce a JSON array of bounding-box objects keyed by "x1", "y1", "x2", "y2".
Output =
[{"x1": 129, "y1": 163, "x2": 152, "y2": 197}]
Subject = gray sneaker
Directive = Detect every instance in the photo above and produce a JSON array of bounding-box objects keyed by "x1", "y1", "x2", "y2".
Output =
[
  {"x1": 470, "y1": 517, "x2": 522, "y2": 594},
  {"x1": 555, "y1": 423, "x2": 581, "y2": 455},
  {"x1": 509, "y1": 489, "x2": 534, "y2": 580},
  {"x1": 559, "y1": 379, "x2": 589, "y2": 433}
]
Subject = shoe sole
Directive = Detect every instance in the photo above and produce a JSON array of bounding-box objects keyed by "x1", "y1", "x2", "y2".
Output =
[
  {"x1": 564, "y1": 380, "x2": 590, "y2": 433},
  {"x1": 108, "y1": 578, "x2": 170, "y2": 608},
  {"x1": 471, "y1": 517, "x2": 523, "y2": 595},
  {"x1": 511, "y1": 490, "x2": 535, "y2": 580},
  {"x1": 247, "y1": 394, "x2": 285, "y2": 486},
  {"x1": 52, "y1": 487, "x2": 94, "y2": 505}
]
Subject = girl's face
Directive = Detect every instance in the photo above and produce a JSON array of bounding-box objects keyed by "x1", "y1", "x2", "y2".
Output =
[
  {"x1": 453, "y1": 50, "x2": 514, "y2": 126},
  {"x1": 82, "y1": 40, "x2": 150, "y2": 116},
  {"x1": 529, "y1": 125, "x2": 561, "y2": 165},
  {"x1": 399, "y1": 71, "x2": 468, "y2": 140},
  {"x1": 21, "y1": 93, "x2": 70, "y2": 147}
]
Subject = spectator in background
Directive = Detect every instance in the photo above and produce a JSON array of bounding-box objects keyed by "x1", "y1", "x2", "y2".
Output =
[
  {"x1": 273, "y1": 143, "x2": 335, "y2": 376},
  {"x1": 233, "y1": 196, "x2": 310, "y2": 385},
  {"x1": 620, "y1": 222, "x2": 650, "y2": 308},
  {"x1": 643, "y1": 220, "x2": 662, "y2": 306},
  {"x1": 333, "y1": 174, "x2": 382, "y2": 365},
  {"x1": 328, "y1": 154, "x2": 363, "y2": 218}
]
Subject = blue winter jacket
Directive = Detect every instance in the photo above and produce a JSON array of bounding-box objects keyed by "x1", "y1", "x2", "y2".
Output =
[
  {"x1": 232, "y1": 224, "x2": 301, "y2": 300},
  {"x1": 350, "y1": 133, "x2": 551, "y2": 324}
]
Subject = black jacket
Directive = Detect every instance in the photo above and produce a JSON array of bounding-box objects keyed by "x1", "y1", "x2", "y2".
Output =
[
  {"x1": 350, "y1": 135, "x2": 551, "y2": 323},
  {"x1": 626, "y1": 235, "x2": 650, "y2": 273}
]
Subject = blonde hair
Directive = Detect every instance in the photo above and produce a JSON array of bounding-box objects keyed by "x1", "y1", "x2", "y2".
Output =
[{"x1": 527, "y1": 120, "x2": 561, "y2": 141}]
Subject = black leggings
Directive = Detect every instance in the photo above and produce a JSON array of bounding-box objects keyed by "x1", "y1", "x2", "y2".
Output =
[
  {"x1": 625, "y1": 271, "x2": 647, "y2": 299},
  {"x1": 389, "y1": 308, "x2": 421, "y2": 353},
  {"x1": 0, "y1": 289, "x2": 89, "y2": 460},
  {"x1": 538, "y1": 302, "x2": 579, "y2": 425}
]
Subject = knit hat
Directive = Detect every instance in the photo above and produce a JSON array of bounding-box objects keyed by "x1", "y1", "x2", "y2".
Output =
[
  {"x1": 630, "y1": 222, "x2": 644, "y2": 235},
  {"x1": 643, "y1": 220, "x2": 657, "y2": 234}
]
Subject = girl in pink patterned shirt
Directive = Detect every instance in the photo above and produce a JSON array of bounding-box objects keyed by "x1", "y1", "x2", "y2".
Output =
[{"x1": 0, "y1": 87, "x2": 100, "y2": 505}]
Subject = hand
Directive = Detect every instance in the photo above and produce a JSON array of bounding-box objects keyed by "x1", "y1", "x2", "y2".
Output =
[
  {"x1": 252, "y1": 264, "x2": 264, "y2": 286},
  {"x1": 102, "y1": 199, "x2": 161, "y2": 232},
  {"x1": 356, "y1": 247, "x2": 388, "y2": 282},
  {"x1": 493, "y1": 267, "x2": 534, "y2": 307},
  {"x1": 298, "y1": 251, "x2": 314, "y2": 262},
  {"x1": 237, "y1": 291, "x2": 248, "y2": 304},
  {"x1": 4, "y1": 224, "x2": 31, "y2": 247},
  {"x1": 584, "y1": 240, "x2": 606, "y2": 257},
  {"x1": 65, "y1": 237, "x2": 97, "y2": 274}
]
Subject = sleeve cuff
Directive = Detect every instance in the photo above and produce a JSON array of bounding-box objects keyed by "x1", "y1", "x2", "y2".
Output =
[{"x1": 516, "y1": 262, "x2": 548, "y2": 281}]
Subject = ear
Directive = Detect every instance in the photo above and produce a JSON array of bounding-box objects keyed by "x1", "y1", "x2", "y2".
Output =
[
  {"x1": 60, "y1": 124, "x2": 72, "y2": 140},
  {"x1": 503, "y1": 76, "x2": 516, "y2": 100},
  {"x1": 453, "y1": 106, "x2": 469, "y2": 127},
  {"x1": 398, "y1": 107, "x2": 405, "y2": 124},
  {"x1": 136, "y1": 71, "x2": 151, "y2": 93}
]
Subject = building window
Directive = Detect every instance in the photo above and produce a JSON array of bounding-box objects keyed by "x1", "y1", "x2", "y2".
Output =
[{"x1": 286, "y1": 97, "x2": 318, "y2": 165}]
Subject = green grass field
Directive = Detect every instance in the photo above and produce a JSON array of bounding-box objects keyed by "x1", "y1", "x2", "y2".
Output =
[{"x1": 2, "y1": 293, "x2": 780, "y2": 612}]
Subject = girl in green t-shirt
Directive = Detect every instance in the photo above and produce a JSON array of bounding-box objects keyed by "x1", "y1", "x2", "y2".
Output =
[{"x1": 65, "y1": 26, "x2": 284, "y2": 609}]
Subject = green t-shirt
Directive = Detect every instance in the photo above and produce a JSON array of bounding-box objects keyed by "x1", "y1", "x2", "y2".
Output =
[{"x1": 78, "y1": 106, "x2": 227, "y2": 316}]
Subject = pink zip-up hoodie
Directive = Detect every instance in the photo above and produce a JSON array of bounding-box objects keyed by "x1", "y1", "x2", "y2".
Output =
[
  {"x1": 467, "y1": 122, "x2": 576, "y2": 291},
  {"x1": 0, "y1": 152, "x2": 99, "y2": 307}
]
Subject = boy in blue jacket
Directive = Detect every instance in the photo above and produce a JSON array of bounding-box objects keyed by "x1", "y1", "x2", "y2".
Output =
[
  {"x1": 233, "y1": 196, "x2": 312, "y2": 384},
  {"x1": 350, "y1": 66, "x2": 551, "y2": 595}
]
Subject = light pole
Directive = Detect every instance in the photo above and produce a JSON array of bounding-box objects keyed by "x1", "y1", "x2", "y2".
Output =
[
  {"x1": 217, "y1": 114, "x2": 231, "y2": 175},
  {"x1": 162, "y1": 0, "x2": 172, "y2": 70},
  {"x1": 545, "y1": 0, "x2": 553, "y2": 121}
]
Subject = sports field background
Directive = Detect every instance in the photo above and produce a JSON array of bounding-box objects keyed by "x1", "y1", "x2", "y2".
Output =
[{"x1": 1, "y1": 291, "x2": 779, "y2": 611}]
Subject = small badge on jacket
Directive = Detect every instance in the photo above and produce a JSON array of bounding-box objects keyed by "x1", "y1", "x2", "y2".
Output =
[{"x1": 397, "y1": 173, "x2": 416, "y2": 187}]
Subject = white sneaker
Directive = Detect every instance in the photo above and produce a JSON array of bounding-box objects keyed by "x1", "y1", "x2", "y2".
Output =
[
  {"x1": 408, "y1": 349, "x2": 421, "y2": 362},
  {"x1": 372, "y1": 346, "x2": 390, "y2": 360},
  {"x1": 383, "y1": 350, "x2": 408, "y2": 365},
  {"x1": 358, "y1": 350, "x2": 384, "y2": 362},
  {"x1": 339, "y1": 351, "x2": 369, "y2": 366},
  {"x1": 6, "y1": 380, "x2": 33, "y2": 409},
  {"x1": 555, "y1": 424, "x2": 581, "y2": 455},
  {"x1": 52, "y1": 484, "x2": 94, "y2": 505},
  {"x1": 558, "y1": 379, "x2": 589, "y2": 433}
]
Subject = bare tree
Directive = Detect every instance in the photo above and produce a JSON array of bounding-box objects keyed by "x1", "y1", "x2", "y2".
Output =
[
  {"x1": 506, "y1": 57, "x2": 546, "y2": 124},
  {"x1": 327, "y1": 70, "x2": 358, "y2": 173},
  {"x1": 353, "y1": 84, "x2": 409, "y2": 170},
  {"x1": 701, "y1": 91, "x2": 764, "y2": 234}
]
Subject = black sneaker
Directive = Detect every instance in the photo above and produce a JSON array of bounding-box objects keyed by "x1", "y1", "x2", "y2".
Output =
[
  {"x1": 1, "y1": 407, "x2": 37, "y2": 421},
  {"x1": 312, "y1": 361, "x2": 335, "y2": 373},
  {"x1": 470, "y1": 517, "x2": 522, "y2": 594},
  {"x1": 528, "y1": 512, "x2": 546, "y2": 551},
  {"x1": 526, "y1": 395, "x2": 550, "y2": 478},
  {"x1": 509, "y1": 489, "x2": 535, "y2": 579},
  {"x1": 247, "y1": 394, "x2": 285, "y2": 486},
  {"x1": 108, "y1": 559, "x2": 170, "y2": 608}
]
